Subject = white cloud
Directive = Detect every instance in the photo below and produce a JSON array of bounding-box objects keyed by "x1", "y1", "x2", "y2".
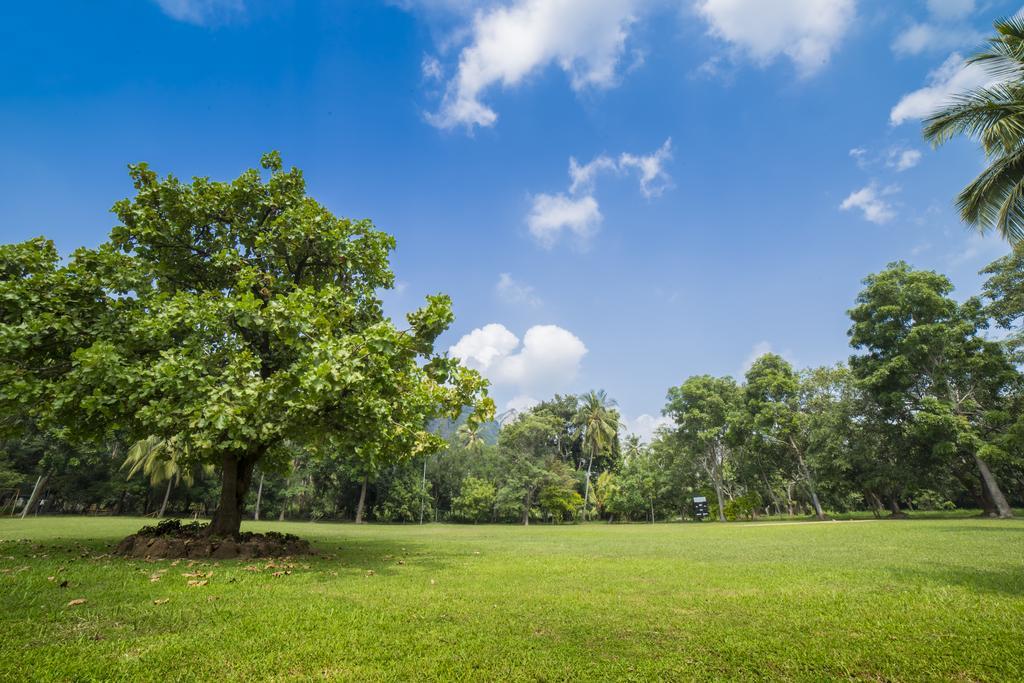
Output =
[
  {"x1": 840, "y1": 184, "x2": 897, "y2": 224},
  {"x1": 427, "y1": 0, "x2": 640, "y2": 129},
  {"x1": 695, "y1": 0, "x2": 856, "y2": 77},
  {"x1": 422, "y1": 55, "x2": 444, "y2": 81},
  {"x1": 888, "y1": 148, "x2": 922, "y2": 172},
  {"x1": 495, "y1": 273, "x2": 542, "y2": 307},
  {"x1": 153, "y1": 0, "x2": 244, "y2": 25},
  {"x1": 527, "y1": 193, "x2": 603, "y2": 247},
  {"x1": 926, "y1": 0, "x2": 974, "y2": 21},
  {"x1": 890, "y1": 52, "x2": 995, "y2": 125},
  {"x1": 619, "y1": 138, "x2": 674, "y2": 198},
  {"x1": 621, "y1": 413, "x2": 672, "y2": 443},
  {"x1": 448, "y1": 323, "x2": 520, "y2": 369},
  {"x1": 529, "y1": 139, "x2": 673, "y2": 247},
  {"x1": 892, "y1": 23, "x2": 984, "y2": 57},
  {"x1": 569, "y1": 155, "x2": 616, "y2": 195},
  {"x1": 450, "y1": 323, "x2": 588, "y2": 394}
]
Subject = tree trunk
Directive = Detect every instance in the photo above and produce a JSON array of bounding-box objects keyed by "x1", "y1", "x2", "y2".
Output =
[
  {"x1": 253, "y1": 472, "x2": 264, "y2": 521},
  {"x1": 158, "y1": 477, "x2": 174, "y2": 518},
  {"x1": 581, "y1": 448, "x2": 595, "y2": 521},
  {"x1": 888, "y1": 495, "x2": 903, "y2": 517},
  {"x1": 207, "y1": 452, "x2": 257, "y2": 537},
  {"x1": 355, "y1": 475, "x2": 368, "y2": 524},
  {"x1": 975, "y1": 454, "x2": 1014, "y2": 519},
  {"x1": 713, "y1": 478, "x2": 726, "y2": 522},
  {"x1": 522, "y1": 491, "x2": 531, "y2": 526},
  {"x1": 869, "y1": 492, "x2": 884, "y2": 518},
  {"x1": 792, "y1": 441, "x2": 826, "y2": 521},
  {"x1": 20, "y1": 474, "x2": 48, "y2": 519}
]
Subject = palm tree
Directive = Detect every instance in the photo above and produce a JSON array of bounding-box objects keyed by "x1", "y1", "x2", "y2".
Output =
[
  {"x1": 574, "y1": 390, "x2": 620, "y2": 520},
  {"x1": 122, "y1": 436, "x2": 212, "y2": 518},
  {"x1": 924, "y1": 16, "x2": 1024, "y2": 242},
  {"x1": 456, "y1": 422, "x2": 485, "y2": 452}
]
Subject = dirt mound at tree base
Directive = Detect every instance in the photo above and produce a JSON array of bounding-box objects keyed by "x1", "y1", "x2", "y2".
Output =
[{"x1": 114, "y1": 520, "x2": 314, "y2": 559}]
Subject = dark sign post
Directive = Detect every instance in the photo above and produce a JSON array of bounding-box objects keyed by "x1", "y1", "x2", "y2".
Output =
[{"x1": 693, "y1": 496, "x2": 709, "y2": 520}]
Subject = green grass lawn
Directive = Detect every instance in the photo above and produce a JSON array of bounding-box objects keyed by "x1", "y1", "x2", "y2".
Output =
[{"x1": 1, "y1": 517, "x2": 1022, "y2": 681}]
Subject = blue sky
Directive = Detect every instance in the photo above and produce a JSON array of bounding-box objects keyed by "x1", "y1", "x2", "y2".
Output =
[{"x1": 0, "y1": 0, "x2": 1016, "y2": 438}]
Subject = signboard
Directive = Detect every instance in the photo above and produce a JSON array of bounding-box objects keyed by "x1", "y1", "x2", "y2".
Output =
[{"x1": 693, "y1": 496, "x2": 709, "y2": 520}]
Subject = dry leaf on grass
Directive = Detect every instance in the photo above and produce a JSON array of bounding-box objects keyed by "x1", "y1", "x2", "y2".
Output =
[
  {"x1": 153, "y1": 598, "x2": 170, "y2": 605},
  {"x1": 187, "y1": 579, "x2": 209, "y2": 587},
  {"x1": 66, "y1": 598, "x2": 87, "y2": 607}
]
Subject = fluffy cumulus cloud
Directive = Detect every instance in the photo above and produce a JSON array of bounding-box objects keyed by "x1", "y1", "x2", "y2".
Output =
[
  {"x1": 527, "y1": 194, "x2": 603, "y2": 247},
  {"x1": 528, "y1": 139, "x2": 672, "y2": 247},
  {"x1": 449, "y1": 323, "x2": 588, "y2": 395},
  {"x1": 153, "y1": 0, "x2": 244, "y2": 24},
  {"x1": 695, "y1": 0, "x2": 856, "y2": 77},
  {"x1": 427, "y1": 0, "x2": 640, "y2": 128},
  {"x1": 495, "y1": 272, "x2": 542, "y2": 307},
  {"x1": 891, "y1": 52, "x2": 994, "y2": 125},
  {"x1": 840, "y1": 184, "x2": 897, "y2": 224}
]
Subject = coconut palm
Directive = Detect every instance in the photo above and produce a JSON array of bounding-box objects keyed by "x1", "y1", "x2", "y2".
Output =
[
  {"x1": 574, "y1": 390, "x2": 620, "y2": 520},
  {"x1": 924, "y1": 17, "x2": 1024, "y2": 242},
  {"x1": 456, "y1": 422, "x2": 485, "y2": 452},
  {"x1": 121, "y1": 436, "x2": 212, "y2": 518}
]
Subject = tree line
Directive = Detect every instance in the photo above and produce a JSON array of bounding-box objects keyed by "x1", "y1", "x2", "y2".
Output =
[{"x1": 5, "y1": 251, "x2": 1024, "y2": 524}]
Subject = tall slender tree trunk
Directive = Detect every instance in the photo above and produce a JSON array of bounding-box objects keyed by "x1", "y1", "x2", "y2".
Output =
[
  {"x1": 20, "y1": 474, "x2": 48, "y2": 519},
  {"x1": 792, "y1": 439, "x2": 825, "y2": 520},
  {"x1": 581, "y1": 448, "x2": 594, "y2": 521},
  {"x1": 975, "y1": 454, "x2": 1013, "y2": 519},
  {"x1": 355, "y1": 475, "x2": 368, "y2": 524},
  {"x1": 869, "y1": 492, "x2": 884, "y2": 518},
  {"x1": 713, "y1": 476, "x2": 726, "y2": 522},
  {"x1": 419, "y1": 457, "x2": 428, "y2": 525},
  {"x1": 3, "y1": 489, "x2": 18, "y2": 516},
  {"x1": 249, "y1": 473, "x2": 262, "y2": 520},
  {"x1": 208, "y1": 451, "x2": 257, "y2": 537},
  {"x1": 158, "y1": 477, "x2": 174, "y2": 518}
]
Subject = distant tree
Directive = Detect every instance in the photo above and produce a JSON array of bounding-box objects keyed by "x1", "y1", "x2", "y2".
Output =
[
  {"x1": 450, "y1": 476, "x2": 496, "y2": 523},
  {"x1": 122, "y1": 435, "x2": 213, "y2": 518},
  {"x1": 497, "y1": 412, "x2": 563, "y2": 525},
  {"x1": 456, "y1": 422, "x2": 485, "y2": 452},
  {"x1": 923, "y1": 17, "x2": 1024, "y2": 242},
  {"x1": 743, "y1": 354, "x2": 826, "y2": 520},
  {"x1": 575, "y1": 390, "x2": 620, "y2": 520},
  {"x1": 663, "y1": 376, "x2": 741, "y2": 521}
]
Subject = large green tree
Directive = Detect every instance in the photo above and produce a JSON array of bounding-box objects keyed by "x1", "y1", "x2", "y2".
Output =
[
  {"x1": 0, "y1": 154, "x2": 491, "y2": 536},
  {"x1": 849, "y1": 262, "x2": 1016, "y2": 517}
]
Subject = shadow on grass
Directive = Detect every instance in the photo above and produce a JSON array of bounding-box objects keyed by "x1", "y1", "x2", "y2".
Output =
[
  {"x1": 891, "y1": 564, "x2": 1024, "y2": 597},
  {"x1": 0, "y1": 527, "x2": 453, "y2": 578}
]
